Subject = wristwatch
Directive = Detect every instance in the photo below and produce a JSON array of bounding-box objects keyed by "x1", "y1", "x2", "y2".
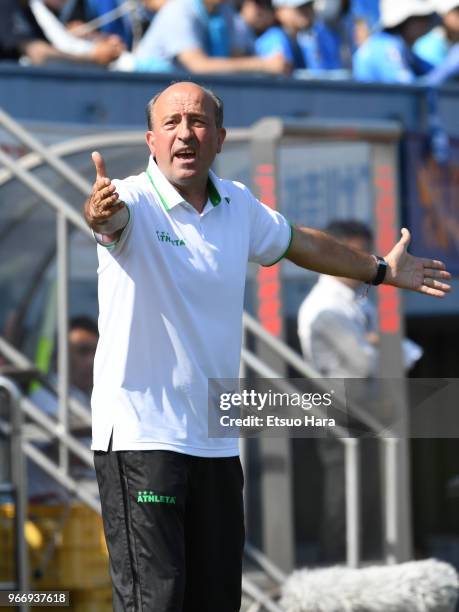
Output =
[{"x1": 371, "y1": 255, "x2": 388, "y2": 286}]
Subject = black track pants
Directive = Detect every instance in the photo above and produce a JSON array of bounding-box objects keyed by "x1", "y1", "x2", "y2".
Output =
[{"x1": 94, "y1": 445, "x2": 245, "y2": 612}]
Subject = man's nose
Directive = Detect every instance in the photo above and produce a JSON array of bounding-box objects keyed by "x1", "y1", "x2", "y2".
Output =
[{"x1": 177, "y1": 119, "x2": 193, "y2": 140}]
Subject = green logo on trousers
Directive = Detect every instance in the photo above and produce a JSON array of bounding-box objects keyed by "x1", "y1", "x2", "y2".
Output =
[{"x1": 136, "y1": 490, "x2": 176, "y2": 504}]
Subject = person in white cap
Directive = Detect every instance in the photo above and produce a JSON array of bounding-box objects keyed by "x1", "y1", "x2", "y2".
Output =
[
  {"x1": 353, "y1": 0, "x2": 436, "y2": 81},
  {"x1": 414, "y1": 0, "x2": 459, "y2": 83}
]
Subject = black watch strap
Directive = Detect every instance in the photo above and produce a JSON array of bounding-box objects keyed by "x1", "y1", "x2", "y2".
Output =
[{"x1": 371, "y1": 255, "x2": 387, "y2": 286}]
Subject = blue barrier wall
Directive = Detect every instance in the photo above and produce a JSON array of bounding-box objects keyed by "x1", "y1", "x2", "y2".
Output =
[{"x1": 1, "y1": 63, "x2": 459, "y2": 133}]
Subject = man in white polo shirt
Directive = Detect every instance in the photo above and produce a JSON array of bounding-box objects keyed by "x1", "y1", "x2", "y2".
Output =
[{"x1": 84, "y1": 81, "x2": 450, "y2": 612}]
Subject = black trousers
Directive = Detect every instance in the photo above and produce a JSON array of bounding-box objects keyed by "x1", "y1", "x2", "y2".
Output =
[{"x1": 94, "y1": 444, "x2": 245, "y2": 612}]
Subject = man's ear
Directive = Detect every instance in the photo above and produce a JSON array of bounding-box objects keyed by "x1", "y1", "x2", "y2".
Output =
[
  {"x1": 216, "y1": 127, "x2": 226, "y2": 154},
  {"x1": 146, "y1": 131, "x2": 155, "y2": 155}
]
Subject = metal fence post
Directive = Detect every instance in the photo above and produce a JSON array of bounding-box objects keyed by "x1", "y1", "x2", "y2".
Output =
[
  {"x1": 383, "y1": 437, "x2": 400, "y2": 564},
  {"x1": 250, "y1": 118, "x2": 295, "y2": 573},
  {"x1": 239, "y1": 326, "x2": 250, "y2": 532},
  {"x1": 56, "y1": 212, "x2": 69, "y2": 476},
  {"x1": 344, "y1": 438, "x2": 361, "y2": 567}
]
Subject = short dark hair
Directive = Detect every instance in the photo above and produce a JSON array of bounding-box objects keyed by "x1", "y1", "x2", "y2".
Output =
[
  {"x1": 69, "y1": 315, "x2": 98, "y2": 337},
  {"x1": 324, "y1": 219, "x2": 373, "y2": 243},
  {"x1": 146, "y1": 84, "x2": 224, "y2": 131}
]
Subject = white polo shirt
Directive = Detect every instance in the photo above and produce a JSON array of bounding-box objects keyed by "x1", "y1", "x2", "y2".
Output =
[{"x1": 91, "y1": 156, "x2": 292, "y2": 456}]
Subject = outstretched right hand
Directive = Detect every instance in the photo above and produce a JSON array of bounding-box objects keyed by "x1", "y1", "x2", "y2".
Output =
[{"x1": 84, "y1": 151, "x2": 126, "y2": 231}]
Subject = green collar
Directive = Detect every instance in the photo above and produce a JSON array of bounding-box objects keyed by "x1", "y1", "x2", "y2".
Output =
[
  {"x1": 146, "y1": 168, "x2": 230, "y2": 212},
  {"x1": 208, "y1": 178, "x2": 222, "y2": 207}
]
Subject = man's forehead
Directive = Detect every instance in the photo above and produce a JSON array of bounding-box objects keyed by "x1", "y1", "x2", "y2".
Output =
[
  {"x1": 157, "y1": 85, "x2": 207, "y2": 105},
  {"x1": 154, "y1": 86, "x2": 213, "y2": 116},
  {"x1": 163, "y1": 93, "x2": 207, "y2": 110}
]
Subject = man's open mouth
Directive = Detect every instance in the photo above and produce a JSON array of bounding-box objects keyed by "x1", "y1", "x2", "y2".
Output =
[{"x1": 175, "y1": 150, "x2": 196, "y2": 160}]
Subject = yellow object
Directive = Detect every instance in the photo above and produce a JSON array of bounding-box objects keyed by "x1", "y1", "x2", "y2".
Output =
[
  {"x1": 25, "y1": 521, "x2": 43, "y2": 548},
  {"x1": 0, "y1": 503, "x2": 110, "y2": 590}
]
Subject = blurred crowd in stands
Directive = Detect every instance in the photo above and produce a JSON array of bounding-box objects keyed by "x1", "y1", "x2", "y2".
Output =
[{"x1": 1, "y1": 0, "x2": 459, "y2": 84}]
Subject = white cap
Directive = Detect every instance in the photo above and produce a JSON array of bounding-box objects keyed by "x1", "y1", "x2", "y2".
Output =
[
  {"x1": 436, "y1": 0, "x2": 459, "y2": 14},
  {"x1": 272, "y1": 0, "x2": 313, "y2": 8},
  {"x1": 380, "y1": 0, "x2": 436, "y2": 28}
]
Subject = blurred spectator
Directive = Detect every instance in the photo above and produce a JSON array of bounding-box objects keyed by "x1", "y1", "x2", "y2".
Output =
[
  {"x1": 353, "y1": 15, "x2": 372, "y2": 46},
  {"x1": 351, "y1": 0, "x2": 380, "y2": 47},
  {"x1": 313, "y1": 0, "x2": 354, "y2": 69},
  {"x1": 61, "y1": 0, "x2": 162, "y2": 52},
  {"x1": 298, "y1": 220, "x2": 376, "y2": 561},
  {"x1": 297, "y1": 219, "x2": 423, "y2": 562},
  {"x1": 352, "y1": 0, "x2": 380, "y2": 27},
  {"x1": 28, "y1": 316, "x2": 98, "y2": 502},
  {"x1": 0, "y1": 0, "x2": 125, "y2": 65},
  {"x1": 67, "y1": 0, "x2": 136, "y2": 48},
  {"x1": 130, "y1": 0, "x2": 288, "y2": 73},
  {"x1": 416, "y1": 0, "x2": 457, "y2": 66},
  {"x1": 28, "y1": 0, "x2": 125, "y2": 65},
  {"x1": 298, "y1": 221, "x2": 378, "y2": 379},
  {"x1": 0, "y1": 0, "x2": 52, "y2": 63},
  {"x1": 31, "y1": 316, "x2": 98, "y2": 414},
  {"x1": 353, "y1": 0, "x2": 436, "y2": 82},
  {"x1": 232, "y1": 0, "x2": 275, "y2": 55},
  {"x1": 141, "y1": 0, "x2": 169, "y2": 22},
  {"x1": 415, "y1": 0, "x2": 459, "y2": 84},
  {"x1": 255, "y1": 0, "x2": 319, "y2": 71},
  {"x1": 107, "y1": 0, "x2": 169, "y2": 68}
]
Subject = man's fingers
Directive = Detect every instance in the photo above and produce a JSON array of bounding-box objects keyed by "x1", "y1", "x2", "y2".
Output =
[
  {"x1": 418, "y1": 275, "x2": 451, "y2": 298},
  {"x1": 422, "y1": 258, "x2": 448, "y2": 271},
  {"x1": 90, "y1": 187, "x2": 117, "y2": 208},
  {"x1": 97, "y1": 184, "x2": 117, "y2": 200},
  {"x1": 423, "y1": 267, "x2": 451, "y2": 280},
  {"x1": 98, "y1": 197, "x2": 119, "y2": 208},
  {"x1": 92, "y1": 151, "x2": 107, "y2": 179},
  {"x1": 99, "y1": 196, "x2": 121, "y2": 211},
  {"x1": 95, "y1": 201, "x2": 124, "y2": 218},
  {"x1": 94, "y1": 192, "x2": 121, "y2": 212},
  {"x1": 399, "y1": 227, "x2": 411, "y2": 248},
  {"x1": 423, "y1": 277, "x2": 451, "y2": 291},
  {"x1": 95, "y1": 176, "x2": 111, "y2": 190},
  {"x1": 419, "y1": 285, "x2": 448, "y2": 298}
]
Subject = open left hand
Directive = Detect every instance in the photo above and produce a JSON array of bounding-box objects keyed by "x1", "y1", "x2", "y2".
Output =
[{"x1": 384, "y1": 228, "x2": 451, "y2": 297}]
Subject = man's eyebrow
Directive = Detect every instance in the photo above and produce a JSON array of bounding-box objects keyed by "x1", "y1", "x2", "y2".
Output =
[
  {"x1": 161, "y1": 113, "x2": 180, "y2": 122},
  {"x1": 161, "y1": 112, "x2": 208, "y2": 122}
]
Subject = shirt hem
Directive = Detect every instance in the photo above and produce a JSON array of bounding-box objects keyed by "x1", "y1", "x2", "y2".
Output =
[{"x1": 91, "y1": 439, "x2": 239, "y2": 457}]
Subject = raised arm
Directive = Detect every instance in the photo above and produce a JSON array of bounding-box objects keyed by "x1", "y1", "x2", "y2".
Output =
[
  {"x1": 84, "y1": 151, "x2": 129, "y2": 242},
  {"x1": 286, "y1": 225, "x2": 451, "y2": 298}
]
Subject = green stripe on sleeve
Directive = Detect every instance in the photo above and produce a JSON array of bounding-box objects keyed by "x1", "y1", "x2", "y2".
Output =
[{"x1": 263, "y1": 222, "x2": 294, "y2": 267}]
